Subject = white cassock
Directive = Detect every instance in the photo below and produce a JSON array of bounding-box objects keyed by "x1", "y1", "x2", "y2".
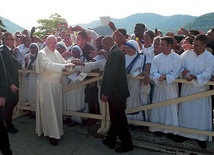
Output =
[
  {"x1": 149, "y1": 52, "x2": 182, "y2": 134},
  {"x1": 22, "y1": 53, "x2": 38, "y2": 103},
  {"x1": 36, "y1": 47, "x2": 71, "y2": 139},
  {"x1": 125, "y1": 53, "x2": 146, "y2": 121},
  {"x1": 179, "y1": 50, "x2": 214, "y2": 141}
]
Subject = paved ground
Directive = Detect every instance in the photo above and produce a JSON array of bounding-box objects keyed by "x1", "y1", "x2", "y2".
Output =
[{"x1": 6, "y1": 115, "x2": 214, "y2": 155}]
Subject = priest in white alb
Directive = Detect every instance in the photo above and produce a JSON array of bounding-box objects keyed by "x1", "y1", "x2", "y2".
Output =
[
  {"x1": 149, "y1": 36, "x2": 182, "y2": 136},
  {"x1": 178, "y1": 34, "x2": 214, "y2": 148}
]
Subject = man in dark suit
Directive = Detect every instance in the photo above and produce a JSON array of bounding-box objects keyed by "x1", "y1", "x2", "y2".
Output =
[
  {"x1": 0, "y1": 42, "x2": 13, "y2": 155},
  {"x1": 1, "y1": 32, "x2": 19, "y2": 133},
  {"x1": 101, "y1": 36, "x2": 133, "y2": 153}
]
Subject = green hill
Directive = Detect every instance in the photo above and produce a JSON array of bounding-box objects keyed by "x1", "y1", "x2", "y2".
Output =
[
  {"x1": 1, "y1": 12, "x2": 213, "y2": 36},
  {"x1": 78, "y1": 13, "x2": 197, "y2": 35},
  {"x1": 79, "y1": 13, "x2": 213, "y2": 35},
  {"x1": 1, "y1": 16, "x2": 25, "y2": 33},
  {"x1": 184, "y1": 12, "x2": 214, "y2": 32}
]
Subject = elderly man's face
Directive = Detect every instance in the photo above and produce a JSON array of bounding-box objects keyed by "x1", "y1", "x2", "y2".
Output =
[
  {"x1": 46, "y1": 37, "x2": 57, "y2": 52},
  {"x1": 4, "y1": 34, "x2": 15, "y2": 48}
]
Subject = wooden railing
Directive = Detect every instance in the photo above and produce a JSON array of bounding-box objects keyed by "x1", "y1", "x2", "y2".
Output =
[{"x1": 15, "y1": 70, "x2": 214, "y2": 137}]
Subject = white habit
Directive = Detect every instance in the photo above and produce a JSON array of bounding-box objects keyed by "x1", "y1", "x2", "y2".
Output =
[
  {"x1": 179, "y1": 49, "x2": 214, "y2": 141},
  {"x1": 22, "y1": 53, "x2": 38, "y2": 102},
  {"x1": 149, "y1": 52, "x2": 182, "y2": 134},
  {"x1": 125, "y1": 53, "x2": 146, "y2": 121}
]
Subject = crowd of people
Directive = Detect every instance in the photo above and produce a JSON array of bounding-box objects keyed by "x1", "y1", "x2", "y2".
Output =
[{"x1": 0, "y1": 21, "x2": 214, "y2": 154}]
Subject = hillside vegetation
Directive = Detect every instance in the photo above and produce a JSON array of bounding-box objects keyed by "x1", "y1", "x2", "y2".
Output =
[{"x1": 1, "y1": 12, "x2": 213, "y2": 36}]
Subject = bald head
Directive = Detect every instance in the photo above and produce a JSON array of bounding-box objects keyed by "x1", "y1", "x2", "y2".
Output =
[
  {"x1": 102, "y1": 36, "x2": 114, "y2": 52},
  {"x1": 46, "y1": 35, "x2": 57, "y2": 52}
]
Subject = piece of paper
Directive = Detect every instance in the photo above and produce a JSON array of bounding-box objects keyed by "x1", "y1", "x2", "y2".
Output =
[
  {"x1": 68, "y1": 72, "x2": 78, "y2": 82},
  {"x1": 100, "y1": 16, "x2": 111, "y2": 26},
  {"x1": 77, "y1": 72, "x2": 88, "y2": 81}
]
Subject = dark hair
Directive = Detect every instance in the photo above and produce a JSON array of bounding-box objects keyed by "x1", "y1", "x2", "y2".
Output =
[
  {"x1": 194, "y1": 34, "x2": 208, "y2": 45},
  {"x1": 2, "y1": 32, "x2": 12, "y2": 43},
  {"x1": 174, "y1": 35, "x2": 185, "y2": 44},
  {"x1": 189, "y1": 30, "x2": 200, "y2": 36},
  {"x1": 144, "y1": 30, "x2": 155, "y2": 39},
  {"x1": 161, "y1": 36, "x2": 174, "y2": 46},
  {"x1": 1, "y1": 28, "x2": 7, "y2": 32},
  {"x1": 78, "y1": 31, "x2": 87, "y2": 40},
  {"x1": 136, "y1": 23, "x2": 146, "y2": 30},
  {"x1": 117, "y1": 28, "x2": 127, "y2": 37}
]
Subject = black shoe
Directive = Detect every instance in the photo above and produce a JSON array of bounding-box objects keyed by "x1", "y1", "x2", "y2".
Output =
[
  {"x1": 102, "y1": 139, "x2": 115, "y2": 149},
  {"x1": 49, "y1": 137, "x2": 58, "y2": 146},
  {"x1": 128, "y1": 125, "x2": 136, "y2": 130},
  {"x1": 29, "y1": 111, "x2": 36, "y2": 119},
  {"x1": 154, "y1": 131, "x2": 163, "y2": 137},
  {"x1": 172, "y1": 135, "x2": 188, "y2": 143},
  {"x1": 115, "y1": 145, "x2": 133, "y2": 153},
  {"x1": 166, "y1": 133, "x2": 174, "y2": 139},
  {"x1": 196, "y1": 140, "x2": 207, "y2": 148},
  {"x1": 68, "y1": 121, "x2": 78, "y2": 127},
  {"x1": 7, "y1": 126, "x2": 18, "y2": 133}
]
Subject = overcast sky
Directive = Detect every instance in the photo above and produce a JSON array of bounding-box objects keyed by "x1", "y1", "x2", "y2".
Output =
[{"x1": 1, "y1": 0, "x2": 214, "y2": 30}]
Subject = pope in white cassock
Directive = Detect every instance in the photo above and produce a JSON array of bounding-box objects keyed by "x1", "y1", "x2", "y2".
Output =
[
  {"x1": 36, "y1": 35, "x2": 75, "y2": 146},
  {"x1": 149, "y1": 36, "x2": 182, "y2": 135},
  {"x1": 178, "y1": 34, "x2": 214, "y2": 148}
]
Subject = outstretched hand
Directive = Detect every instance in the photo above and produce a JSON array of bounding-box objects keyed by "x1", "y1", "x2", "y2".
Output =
[
  {"x1": 65, "y1": 63, "x2": 75, "y2": 68},
  {"x1": 108, "y1": 21, "x2": 116, "y2": 31}
]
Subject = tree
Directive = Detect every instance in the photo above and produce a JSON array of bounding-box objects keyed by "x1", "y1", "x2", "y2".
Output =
[{"x1": 34, "y1": 13, "x2": 67, "y2": 38}]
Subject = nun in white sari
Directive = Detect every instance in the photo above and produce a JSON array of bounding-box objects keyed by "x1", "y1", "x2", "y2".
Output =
[
  {"x1": 62, "y1": 45, "x2": 88, "y2": 123},
  {"x1": 124, "y1": 40, "x2": 146, "y2": 121}
]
